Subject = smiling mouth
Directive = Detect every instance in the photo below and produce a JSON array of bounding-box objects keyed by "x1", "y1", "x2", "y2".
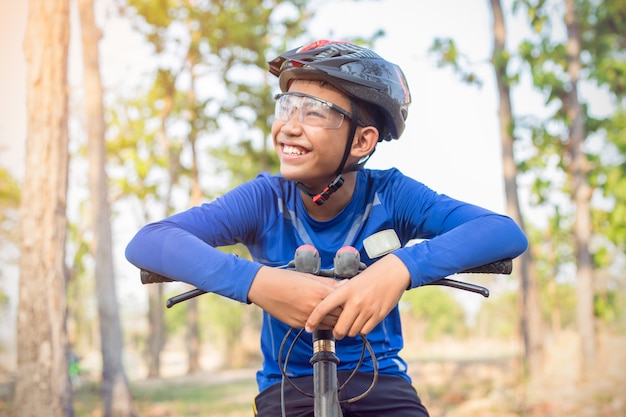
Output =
[{"x1": 282, "y1": 144, "x2": 309, "y2": 156}]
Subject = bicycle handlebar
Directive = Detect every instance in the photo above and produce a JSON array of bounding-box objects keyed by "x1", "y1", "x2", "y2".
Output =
[
  {"x1": 139, "y1": 258, "x2": 512, "y2": 307},
  {"x1": 140, "y1": 269, "x2": 175, "y2": 285},
  {"x1": 141, "y1": 258, "x2": 512, "y2": 285},
  {"x1": 459, "y1": 258, "x2": 512, "y2": 275}
]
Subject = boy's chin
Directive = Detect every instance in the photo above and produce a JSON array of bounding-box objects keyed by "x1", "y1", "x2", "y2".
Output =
[
  {"x1": 280, "y1": 172, "x2": 317, "y2": 190},
  {"x1": 279, "y1": 167, "x2": 305, "y2": 182},
  {"x1": 279, "y1": 168, "x2": 332, "y2": 191},
  {"x1": 279, "y1": 169, "x2": 297, "y2": 181}
]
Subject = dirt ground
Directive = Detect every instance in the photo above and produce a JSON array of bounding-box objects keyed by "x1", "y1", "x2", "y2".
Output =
[
  {"x1": 408, "y1": 331, "x2": 626, "y2": 417},
  {"x1": 524, "y1": 331, "x2": 626, "y2": 417}
]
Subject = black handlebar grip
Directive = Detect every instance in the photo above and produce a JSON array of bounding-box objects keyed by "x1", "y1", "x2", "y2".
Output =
[
  {"x1": 460, "y1": 259, "x2": 512, "y2": 275},
  {"x1": 140, "y1": 269, "x2": 175, "y2": 284}
]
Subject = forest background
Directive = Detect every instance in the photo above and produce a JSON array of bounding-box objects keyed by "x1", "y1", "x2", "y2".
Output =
[{"x1": 0, "y1": 0, "x2": 625, "y2": 416}]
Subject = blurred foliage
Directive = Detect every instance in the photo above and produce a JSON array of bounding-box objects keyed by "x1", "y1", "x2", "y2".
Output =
[
  {"x1": 109, "y1": 0, "x2": 315, "y2": 216},
  {"x1": 0, "y1": 166, "x2": 20, "y2": 247},
  {"x1": 515, "y1": 0, "x2": 626, "y2": 334},
  {"x1": 0, "y1": 165, "x2": 20, "y2": 307},
  {"x1": 475, "y1": 291, "x2": 518, "y2": 338},
  {"x1": 429, "y1": 0, "x2": 626, "y2": 333},
  {"x1": 402, "y1": 286, "x2": 469, "y2": 340},
  {"x1": 428, "y1": 37, "x2": 483, "y2": 87},
  {"x1": 516, "y1": 0, "x2": 626, "y2": 247}
]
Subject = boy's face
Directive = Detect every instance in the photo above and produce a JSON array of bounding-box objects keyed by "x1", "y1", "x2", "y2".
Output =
[{"x1": 272, "y1": 80, "x2": 353, "y2": 192}]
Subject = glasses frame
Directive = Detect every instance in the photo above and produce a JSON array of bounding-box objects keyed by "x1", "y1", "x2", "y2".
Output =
[{"x1": 274, "y1": 92, "x2": 354, "y2": 129}]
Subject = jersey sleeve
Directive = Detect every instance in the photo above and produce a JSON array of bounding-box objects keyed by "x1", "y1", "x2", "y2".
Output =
[
  {"x1": 385, "y1": 172, "x2": 528, "y2": 288},
  {"x1": 124, "y1": 174, "x2": 278, "y2": 303}
]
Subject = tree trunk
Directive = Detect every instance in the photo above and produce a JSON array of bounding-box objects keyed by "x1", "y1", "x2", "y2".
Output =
[
  {"x1": 186, "y1": 297, "x2": 201, "y2": 374},
  {"x1": 144, "y1": 76, "x2": 177, "y2": 379},
  {"x1": 185, "y1": 193, "x2": 201, "y2": 374},
  {"x1": 147, "y1": 284, "x2": 165, "y2": 377},
  {"x1": 185, "y1": 73, "x2": 203, "y2": 375},
  {"x1": 564, "y1": 0, "x2": 595, "y2": 376},
  {"x1": 489, "y1": 0, "x2": 543, "y2": 376},
  {"x1": 76, "y1": 0, "x2": 137, "y2": 415},
  {"x1": 14, "y1": 0, "x2": 73, "y2": 415}
]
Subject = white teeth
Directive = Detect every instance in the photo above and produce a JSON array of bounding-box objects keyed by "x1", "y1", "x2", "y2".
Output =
[{"x1": 283, "y1": 145, "x2": 306, "y2": 155}]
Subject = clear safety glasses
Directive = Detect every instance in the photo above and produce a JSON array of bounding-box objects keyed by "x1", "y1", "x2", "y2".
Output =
[{"x1": 274, "y1": 92, "x2": 352, "y2": 129}]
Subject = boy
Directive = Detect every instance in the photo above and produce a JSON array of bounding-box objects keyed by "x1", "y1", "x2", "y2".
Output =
[{"x1": 125, "y1": 40, "x2": 528, "y2": 416}]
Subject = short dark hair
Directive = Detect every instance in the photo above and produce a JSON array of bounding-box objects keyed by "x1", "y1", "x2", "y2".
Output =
[{"x1": 355, "y1": 99, "x2": 385, "y2": 135}]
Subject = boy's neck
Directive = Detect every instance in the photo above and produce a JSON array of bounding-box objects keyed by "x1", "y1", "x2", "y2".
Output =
[{"x1": 301, "y1": 172, "x2": 357, "y2": 221}]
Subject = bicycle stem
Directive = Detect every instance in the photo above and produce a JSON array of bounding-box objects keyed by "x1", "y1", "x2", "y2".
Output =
[
  {"x1": 294, "y1": 245, "x2": 345, "y2": 417},
  {"x1": 311, "y1": 329, "x2": 342, "y2": 417}
]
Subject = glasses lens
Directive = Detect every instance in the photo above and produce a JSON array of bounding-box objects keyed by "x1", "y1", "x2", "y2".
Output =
[{"x1": 275, "y1": 94, "x2": 345, "y2": 129}]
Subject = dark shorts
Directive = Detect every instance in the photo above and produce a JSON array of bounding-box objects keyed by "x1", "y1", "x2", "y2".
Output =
[{"x1": 253, "y1": 371, "x2": 430, "y2": 417}]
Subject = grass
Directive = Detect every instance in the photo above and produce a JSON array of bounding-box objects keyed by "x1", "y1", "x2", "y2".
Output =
[{"x1": 72, "y1": 377, "x2": 258, "y2": 417}]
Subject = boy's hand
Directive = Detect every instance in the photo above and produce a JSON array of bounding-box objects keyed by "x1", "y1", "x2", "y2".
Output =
[
  {"x1": 305, "y1": 254, "x2": 410, "y2": 339},
  {"x1": 248, "y1": 266, "x2": 345, "y2": 329}
]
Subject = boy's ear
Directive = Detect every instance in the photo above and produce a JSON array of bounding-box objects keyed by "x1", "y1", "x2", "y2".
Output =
[{"x1": 351, "y1": 126, "x2": 379, "y2": 158}]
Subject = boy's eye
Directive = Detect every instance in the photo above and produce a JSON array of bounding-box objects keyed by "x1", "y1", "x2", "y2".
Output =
[
  {"x1": 274, "y1": 93, "x2": 348, "y2": 129},
  {"x1": 302, "y1": 103, "x2": 330, "y2": 120}
]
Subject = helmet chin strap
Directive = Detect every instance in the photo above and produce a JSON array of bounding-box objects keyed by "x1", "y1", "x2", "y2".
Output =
[{"x1": 297, "y1": 103, "x2": 362, "y2": 206}]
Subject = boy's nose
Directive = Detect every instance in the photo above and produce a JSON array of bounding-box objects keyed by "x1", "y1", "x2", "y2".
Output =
[{"x1": 283, "y1": 109, "x2": 303, "y2": 130}]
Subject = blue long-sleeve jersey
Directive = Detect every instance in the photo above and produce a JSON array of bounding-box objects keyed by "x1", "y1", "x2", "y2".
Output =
[{"x1": 125, "y1": 168, "x2": 527, "y2": 391}]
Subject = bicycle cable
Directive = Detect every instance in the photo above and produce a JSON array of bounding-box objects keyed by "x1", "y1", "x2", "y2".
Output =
[{"x1": 277, "y1": 326, "x2": 379, "y2": 410}]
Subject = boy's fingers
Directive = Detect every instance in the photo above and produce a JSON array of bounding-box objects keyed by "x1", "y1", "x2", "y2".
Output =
[
  {"x1": 316, "y1": 307, "x2": 342, "y2": 329},
  {"x1": 305, "y1": 296, "x2": 342, "y2": 332},
  {"x1": 304, "y1": 309, "x2": 323, "y2": 332},
  {"x1": 336, "y1": 310, "x2": 366, "y2": 339}
]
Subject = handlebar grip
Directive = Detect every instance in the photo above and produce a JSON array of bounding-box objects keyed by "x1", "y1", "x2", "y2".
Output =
[
  {"x1": 140, "y1": 269, "x2": 175, "y2": 284},
  {"x1": 460, "y1": 258, "x2": 512, "y2": 275}
]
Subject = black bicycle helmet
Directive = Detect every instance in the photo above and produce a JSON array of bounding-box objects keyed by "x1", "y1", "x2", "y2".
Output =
[{"x1": 268, "y1": 39, "x2": 411, "y2": 142}]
